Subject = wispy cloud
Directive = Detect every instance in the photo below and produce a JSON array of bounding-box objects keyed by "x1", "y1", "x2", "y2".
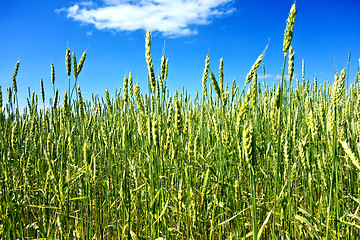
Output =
[
  {"x1": 275, "y1": 73, "x2": 297, "y2": 80},
  {"x1": 258, "y1": 74, "x2": 274, "y2": 79},
  {"x1": 275, "y1": 74, "x2": 282, "y2": 80},
  {"x1": 57, "y1": 0, "x2": 235, "y2": 36}
]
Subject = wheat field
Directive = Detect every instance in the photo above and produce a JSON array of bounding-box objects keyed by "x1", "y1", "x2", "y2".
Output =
[{"x1": 1, "y1": 3, "x2": 360, "y2": 239}]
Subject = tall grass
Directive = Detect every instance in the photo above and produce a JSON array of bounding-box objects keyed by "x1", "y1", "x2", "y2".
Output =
[{"x1": 1, "y1": 3, "x2": 360, "y2": 239}]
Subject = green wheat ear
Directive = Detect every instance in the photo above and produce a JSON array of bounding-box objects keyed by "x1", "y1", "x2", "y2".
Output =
[
  {"x1": 123, "y1": 74, "x2": 129, "y2": 103},
  {"x1": 40, "y1": 78, "x2": 45, "y2": 104},
  {"x1": 0, "y1": 86, "x2": 2, "y2": 111},
  {"x1": 7, "y1": 85, "x2": 12, "y2": 104},
  {"x1": 283, "y1": 3, "x2": 297, "y2": 53},
  {"x1": 53, "y1": 89, "x2": 58, "y2": 109},
  {"x1": 245, "y1": 43, "x2": 268, "y2": 85},
  {"x1": 332, "y1": 69, "x2": 346, "y2": 104},
  {"x1": 339, "y1": 140, "x2": 360, "y2": 171},
  {"x1": 243, "y1": 120, "x2": 253, "y2": 167},
  {"x1": 175, "y1": 98, "x2": 182, "y2": 134},
  {"x1": 51, "y1": 63, "x2": 55, "y2": 85},
  {"x1": 72, "y1": 52, "x2": 78, "y2": 79},
  {"x1": 65, "y1": 47, "x2": 71, "y2": 77},
  {"x1": 77, "y1": 50, "x2": 87, "y2": 76},
  {"x1": 288, "y1": 46, "x2": 295, "y2": 82},
  {"x1": 134, "y1": 83, "x2": 144, "y2": 114},
  {"x1": 262, "y1": 62, "x2": 265, "y2": 76},
  {"x1": 78, "y1": 85, "x2": 85, "y2": 117},
  {"x1": 302, "y1": 59, "x2": 305, "y2": 82},
  {"x1": 12, "y1": 61, "x2": 19, "y2": 94},
  {"x1": 251, "y1": 73, "x2": 257, "y2": 110},
  {"x1": 219, "y1": 57, "x2": 224, "y2": 92},
  {"x1": 357, "y1": 58, "x2": 360, "y2": 82},
  {"x1": 145, "y1": 31, "x2": 156, "y2": 93},
  {"x1": 202, "y1": 54, "x2": 210, "y2": 99},
  {"x1": 105, "y1": 89, "x2": 112, "y2": 114},
  {"x1": 51, "y1": 63, "x2": 56, "y2": 96},
  {"x1": 63, "y1": 91, "x2": 69, "y2": 117},
  {"x1": 210, "y1": 71, "x2": 221, "y2": 101},
  {"x1": 129, "y1": 72, "x2": 134, "y2": 98}
]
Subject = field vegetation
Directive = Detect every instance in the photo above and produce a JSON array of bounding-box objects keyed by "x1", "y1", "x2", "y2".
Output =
[{"x1": 1, "y1": 3, "x2": 360, "y2": 239}]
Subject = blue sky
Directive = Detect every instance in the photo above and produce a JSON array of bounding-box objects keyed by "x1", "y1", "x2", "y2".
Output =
[{"x1": 0, "y1": 0, "x2": 359, "y2": 108}]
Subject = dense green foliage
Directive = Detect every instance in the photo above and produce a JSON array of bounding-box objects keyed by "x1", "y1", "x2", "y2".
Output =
[{"x1": 1, "y1": 3, "x2": 360, "y2": 239}]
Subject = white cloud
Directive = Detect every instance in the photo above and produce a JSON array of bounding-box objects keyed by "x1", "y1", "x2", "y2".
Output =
[
  {"x1": 79, "y1": 1, "x2": 97, "y2": 7},
  {"x1": 275, "y1": 73, "x2": 297, "y2": 80},
  {"x1": 275, "y1": 74, "x2": 284, "y2": 80},
  {"x1": 59, "y1": 0, "x2": 235, "y2": 36},
  {"x1": 258, "y1": 74, "x2": 273, "y2": 79}
]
